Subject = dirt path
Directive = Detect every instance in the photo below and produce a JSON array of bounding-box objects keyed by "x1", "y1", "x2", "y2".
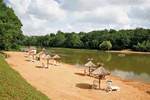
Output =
[{"x1": 4, "y1": 52, "x2": 150, "y2": 100}]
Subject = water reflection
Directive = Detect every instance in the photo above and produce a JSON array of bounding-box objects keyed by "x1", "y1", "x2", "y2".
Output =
[
  {"x1": 112, "y1": 70, "x2": 150, "y2": 83},
  {"x1": 41, "y1": 48, "x2": 150, "y2": 83}
]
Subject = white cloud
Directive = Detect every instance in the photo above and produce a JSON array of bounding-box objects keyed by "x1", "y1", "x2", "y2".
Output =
[
  {"x1": 61, "y1": 0, "x2": 149, "y2": 12},
  {"x1": 4, "y1": 0, "x2": 150, "y2": 35},
  {"x1": 129, "y1": 5, "x2": 150, "y2": 21},
  {"x1": 73, "y1": 6, "x2": 130, "y2": 26}
]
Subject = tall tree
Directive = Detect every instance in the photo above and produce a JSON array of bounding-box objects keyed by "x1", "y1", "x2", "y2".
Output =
[{"x1": 0, "y1": 0, "x2": 24, "y2": 50}]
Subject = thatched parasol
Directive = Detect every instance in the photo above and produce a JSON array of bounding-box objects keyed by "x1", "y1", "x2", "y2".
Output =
[
  {"x1": 85, "y1": 58, "x2": 96, "y2": 76},
  {"x1": 53, "y1": 54, "x2": 61, "y2": 63},
  {"x1": 97, "y1": 63, "x2": 104, "y2": 67},
  {"x1": 43, "y1": 54, "x2": 52, "y2": 68},
  {"x1": 29, "y1": 46, "x2": 36, "y2": 52},
  {"x1": 92, "y1": 67, "x2": 110, "y2": 89},
  {"x1": 38, "y1": 51, "x2": 44, "y2": 58},
  {"x1": 29, "y1": 52, "x2": 36, "y2": 59}
]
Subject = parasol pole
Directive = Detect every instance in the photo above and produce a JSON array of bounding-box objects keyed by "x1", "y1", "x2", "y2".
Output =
[
  {"x1": 99, "y1": 75, "x2": 101, "y2": 89},
  {"x1": 89, "y1": 67, "x2": 90, "y2": 76},
  {"x1": 47, "y1": 59, "x2": 49, "y2": 68}
]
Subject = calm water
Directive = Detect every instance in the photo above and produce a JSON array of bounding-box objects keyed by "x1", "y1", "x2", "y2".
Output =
[{"x1": 46, "y1": 48, "x2": 150, "y2": 83}]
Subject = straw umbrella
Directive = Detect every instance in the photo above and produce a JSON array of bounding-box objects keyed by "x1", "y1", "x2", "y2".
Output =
[
  {"x1": 92, "y1": 67, "x2": 110, "y2": 89},
  {"x1": 85, "y1": 58, "x2": 96, "y2": 76},
  {"x1": 53, "y1": 54, "x2": 61, "y2": 64},
  {"x1": 29, "y1": 52, "x2": 36, "y2": 60},
  {"x1": 43, "y1": 54, "x2": 52, "y2": 68},
  {"x1": 38, "y1": 51, "x2": 44, "y2": 59}
]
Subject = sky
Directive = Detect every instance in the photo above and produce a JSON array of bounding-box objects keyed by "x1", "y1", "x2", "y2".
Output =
[{"x1": 4, "y1": 0, "x2": 150, "y2": 36}]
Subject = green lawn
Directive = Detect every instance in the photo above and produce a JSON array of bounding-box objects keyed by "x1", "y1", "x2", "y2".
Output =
[{"x1": 0, "y1": 53, "x2": 50, "y2": 100}]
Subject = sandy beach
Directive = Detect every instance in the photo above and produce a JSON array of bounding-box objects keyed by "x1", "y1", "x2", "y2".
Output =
[
  {"x1": 107, "y1": 50, "x2": 150, "y2": 54},
  {"x1": 4, "y1": 51, "x2": 150, "y2": 100}
]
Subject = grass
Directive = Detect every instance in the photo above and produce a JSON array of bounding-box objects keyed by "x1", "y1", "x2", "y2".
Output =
[{"x1": 0, "y1": 53, "x2": 50, "y2": 100}]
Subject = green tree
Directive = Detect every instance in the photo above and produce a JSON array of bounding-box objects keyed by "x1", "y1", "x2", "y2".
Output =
[
  {"x1": 133, "y1": 40, "x2": 150, "y2": 52},
  {"x1": 52, "y1": 34, "x2": 66, "y2": 47},
  {"x1": 64, "y1": 34, "x2": 83, "y2": 48},
  {"x1": 0, "y1": 0, "x2": 24, "y2": 50},
  {"x1": 99, "y1": 41, "x2": 112, "y2": 50}
]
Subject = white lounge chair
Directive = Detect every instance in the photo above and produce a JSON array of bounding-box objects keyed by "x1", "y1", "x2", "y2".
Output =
[
  {"x1": 92, "y1": 80, "x2": 99, "y2": 90},
  {"x1": 42, "y1": 63, "x2": 47, "y2": 69},
  {"x1": 29, "y1": 56, "x2": 37, "y2": 62},
  {"x1": 54, "y1": 61, "x2": 59, "y2": 66},
  {"x1": 106, "y1": 80, "x2": 120, "y2": 93}
]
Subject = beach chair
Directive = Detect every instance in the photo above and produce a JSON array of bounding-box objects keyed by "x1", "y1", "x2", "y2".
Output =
[
  {"x1": 92, "y1": 80, "x2": 99, "y2": 90},
  {"x1": 42, "y1": 63, "x2": 47, "y2": 68},
  {"x1": 29, "y1": 56, "x2": 37, "y2": 62},
  {"x1": 106, "y1": 80, "x2": 120, "y2": 93},
  {"x1": 54, "y1": 61, "x2": 59, "y2": 66}
]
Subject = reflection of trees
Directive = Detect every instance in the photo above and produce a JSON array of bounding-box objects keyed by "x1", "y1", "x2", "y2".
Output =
[
  {"x1": 98, "y1": 52, "x2": 112, "y2": 62},
  {"x1": 50, "y1": 49, "x2": 150, "y2": 75},
  {"x1": 105, "y1": 53, "x2": 150, "y2": 75}
]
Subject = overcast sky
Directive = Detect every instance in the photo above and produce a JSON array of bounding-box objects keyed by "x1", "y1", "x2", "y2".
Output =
[{"x1": 4, "y1": 0, "x2": 150, "y2": 36}]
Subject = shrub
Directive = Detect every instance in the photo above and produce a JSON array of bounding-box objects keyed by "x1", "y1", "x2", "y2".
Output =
[
  {"x1": 99, "y1": 41, "x2": 112, "y2": 50},
  {"x1": 133, "y1": 40, "x2": 150, "y2": 52}
]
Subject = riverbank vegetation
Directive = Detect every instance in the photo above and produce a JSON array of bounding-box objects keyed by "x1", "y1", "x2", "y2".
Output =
[
  {"x1": 23, "y1": 28, "x2": 150, "y2": 52},
  {"x1": 0, "y1": 53, "x2": 50, "y2": 100}
]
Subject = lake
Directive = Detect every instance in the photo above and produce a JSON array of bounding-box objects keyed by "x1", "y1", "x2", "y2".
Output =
[{"x1": 46, "y1": 48, "x2": 150, "y2": 83}]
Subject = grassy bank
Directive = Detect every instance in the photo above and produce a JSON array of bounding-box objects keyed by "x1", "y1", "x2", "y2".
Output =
[{"x1": 0, "y1": 53, "x2": 50, "y2": 100}]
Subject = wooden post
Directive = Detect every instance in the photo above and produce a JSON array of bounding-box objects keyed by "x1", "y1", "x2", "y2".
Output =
[
  {"x1": 99, "y1": 75, "x2": 101, "y2": 89},
  {"x1": 89, "y1": 67, "x2": 90, "y2": 76},
  {"x1": 47, "y1": 59, "x2": 49, "y2": 68},
  {"x1": 84, "y1": 69, "x2": 86, "y2": 76}
]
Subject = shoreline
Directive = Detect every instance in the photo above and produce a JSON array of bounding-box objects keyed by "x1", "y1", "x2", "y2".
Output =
[
  {"x1": 4, "y1": 51, "x2": 150, "y2": 100},
  {"x1": 63, "y1": 62, "x2": 150, "y2": 93},
  {"x1": 106, "y1": 50, "x2": 150, "y2": 54}
]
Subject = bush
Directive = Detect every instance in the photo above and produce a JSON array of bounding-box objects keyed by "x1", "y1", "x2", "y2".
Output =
[
  {"x1": 36, "y1": 46, "x2": 42, "y2": 53},
  {"x1": 99, "y1": 41, "x2": 112, "y2": 50},
  {"x1": 133, "y1": 40, "x2": 150, "y2": 52}
]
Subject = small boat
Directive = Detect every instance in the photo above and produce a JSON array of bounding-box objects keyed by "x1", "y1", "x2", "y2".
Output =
[{"x1": 118, "y1": 54, "x2": 125, "y2": 57}]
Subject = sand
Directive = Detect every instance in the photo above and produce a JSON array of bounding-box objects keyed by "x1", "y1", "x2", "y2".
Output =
[
  {"x1": 4, "y1": 51, "x2": 150, "y2": 100},
  {"x1": 107, "y1": 50, "x2": 150, "y2": 54}
]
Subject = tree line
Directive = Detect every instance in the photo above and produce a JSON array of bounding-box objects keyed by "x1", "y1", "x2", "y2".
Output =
[
  {"x1": 23, "y1": 28, "x2": 150, "y2": 52},
  {"x1": 1, "y1": 0, "x2": 150, "y2": 52}
]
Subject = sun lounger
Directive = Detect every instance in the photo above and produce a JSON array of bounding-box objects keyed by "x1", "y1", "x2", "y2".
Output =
[
  {"x1": 92, "y1": 80, "x2": 99, "y2": 90},
  {"x1": 42, "y1": 63, "x2": 47, "y2": 68},
  {"x1": 29, "y1": 56, "x2": 37, "y2": 62},
  {"x1": 106, "y1": 80, "x2": 120, "y2": 93},
  {"x1": 54, "y1": 61, "x2": 59, "y2": 66}
]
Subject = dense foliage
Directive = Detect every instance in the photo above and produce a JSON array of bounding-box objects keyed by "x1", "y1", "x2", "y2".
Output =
[
  {"x1": 133, "y1": 41, "x2": 150, "y2": 52},
  {"x1": 23, "y1": 28, "x2": 150, "y2": 52},
  {"x1": 0, "y1": 0, "x2": 24, "y2": 50}
]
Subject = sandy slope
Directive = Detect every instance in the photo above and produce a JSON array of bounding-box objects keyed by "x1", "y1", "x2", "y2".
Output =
[{"x1": 4, "y1": 52, "x2": 150, "y2": 100}]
